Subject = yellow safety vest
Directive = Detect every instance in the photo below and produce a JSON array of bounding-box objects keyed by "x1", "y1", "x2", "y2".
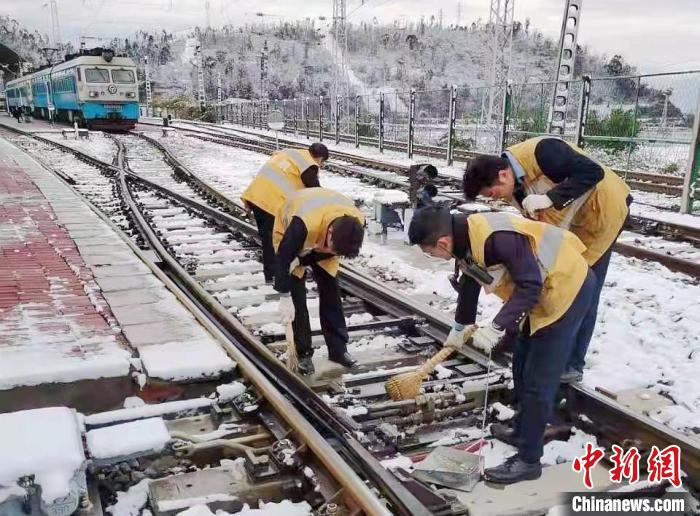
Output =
[
  {"x1": 241, "y1": 148, "x2": 317, "y2": 215},
  {"x1": 465, "y1": 212, "x2": 589, "y2": 335},
  {"x1": 506, "y1": 136, "x2": 630, "y2": 265},
  {"x1": 273, "y1": 188, "x2": 365, "y2": 278}
]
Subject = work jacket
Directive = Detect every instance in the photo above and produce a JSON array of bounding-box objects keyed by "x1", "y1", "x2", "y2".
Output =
[
  {"x1": 241, "y1": 148, "x2": 318, "y2": 215},
  {"x1": 507, "y1": 136, "x2": 630, "y2": 265},
  {"x1": 273, "y1": 188, "x2": 365, "y2": 279},
  {"x1": 464, "y1": 212, "x2": 589, "y2": 334}
]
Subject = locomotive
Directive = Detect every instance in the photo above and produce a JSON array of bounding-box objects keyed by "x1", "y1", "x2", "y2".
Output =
[{"x1": 4, "y1": 48, "x2": 139, "y2": 130}]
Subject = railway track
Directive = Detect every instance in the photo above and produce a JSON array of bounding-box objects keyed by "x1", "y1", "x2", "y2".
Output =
[
  {"x1": 140, "y1": 120, "x2": 700, "y2": 280},
  {"x1": 2, "y1": 124, "x2": 699, "y2": 513},
  {"x1": 182, "y1": 119, "x2": 691, "y2": 197}
]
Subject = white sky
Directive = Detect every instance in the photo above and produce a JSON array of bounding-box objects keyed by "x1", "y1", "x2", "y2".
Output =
[{"x1": 3, "y1": 0, "x2": 699, "y2": 74}]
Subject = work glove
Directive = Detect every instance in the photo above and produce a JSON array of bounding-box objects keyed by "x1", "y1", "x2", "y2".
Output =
[
  {"x1": 279, "y1": 294, "x2": 295, "y2": 323},
  {"x1": 445, "y1": 324, "x2": 470, "y2": 351},
  {"x1": 521, "y1": 194, "x2": 553, "y2": 218},
  {"x1": 472, "y1": 321, "x2": 506, "y2": 353}
]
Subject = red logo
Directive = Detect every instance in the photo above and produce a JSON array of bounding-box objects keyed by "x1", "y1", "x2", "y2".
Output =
[
  {"x1": 573, "y1": 443, "x2": 682, "y2": 489},
  {"x1": 572, "y1": 442, "x2": 605, "y2": 489},
  {"x1": 647, "y1": 445, "x2": 682, "y2": 488},
  {"x1": 609, "y1": 445, "x2": 641, "y2": 484}
]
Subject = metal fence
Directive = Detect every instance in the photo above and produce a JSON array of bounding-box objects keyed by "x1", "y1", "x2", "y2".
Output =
[{"x1": 215, "y1": 70, "x2": 700, "y2": 211}]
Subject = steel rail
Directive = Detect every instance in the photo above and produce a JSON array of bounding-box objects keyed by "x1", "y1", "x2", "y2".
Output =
[{"x1": 5, "y1": 122, "x2": 698, "y2": 493}]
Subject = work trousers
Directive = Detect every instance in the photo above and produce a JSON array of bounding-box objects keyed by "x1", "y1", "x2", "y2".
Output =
[
  {"x1": 249, "y1": 203, "x2": 276, "y2": 283},
  {"x1": 512, "y1": 268, "x2": 596, "y2": 463},
  {"x1": 290, "y1": 263, "x2": 348, "y2": 359},
  {"x1": 566, "y1": 246, "x2": 614, "y2": 373}
]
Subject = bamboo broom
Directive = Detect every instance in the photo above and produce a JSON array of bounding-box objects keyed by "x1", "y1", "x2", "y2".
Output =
[
  {"x1": 285, "y1": 321, "x2": 298, "y2": 372},
  {"x1": 385, "y1": 326, "x2": 477, "y2": 401}
]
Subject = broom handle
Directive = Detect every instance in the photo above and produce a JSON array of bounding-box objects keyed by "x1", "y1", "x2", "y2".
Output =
[
  {"x1": 415, "y1": 346, "x2": 454, "y2": 378},
  {"x1": 416, "y1": 326, "x2": 478, "y2": 378}
]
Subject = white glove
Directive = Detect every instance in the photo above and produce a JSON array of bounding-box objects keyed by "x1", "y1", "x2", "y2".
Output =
[
  {"x1": 279, "y1": 295, "x2": 295, "y2": 323},
  {"x1": 445, "y1": 325, "x2": 468, "y2": 350},
  {"x1": 521, "y1": 194, "x2": 553, "y2": 218},
  {"x1": 472, "y1": 321, "x2": 505, "y2": 353}
]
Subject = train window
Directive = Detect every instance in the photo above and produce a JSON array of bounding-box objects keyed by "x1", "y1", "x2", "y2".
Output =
[
  {"x1": 85, "y1": 68, "x2": 110, "y2": 83},
  {"x1": 76, "y1": 68, "x2": 81, "y2": 81},
  {"x1": 111, "y1": 69, "x2": 135, "y2": 84}
]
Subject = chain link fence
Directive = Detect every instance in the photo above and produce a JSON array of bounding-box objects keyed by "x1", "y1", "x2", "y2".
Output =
[
  {"x1": 220, "y1": 70, "x2": 699, "y2": 180},
  {"x1": 583, "y1": 71, "x2": 699, "y2": 176}
]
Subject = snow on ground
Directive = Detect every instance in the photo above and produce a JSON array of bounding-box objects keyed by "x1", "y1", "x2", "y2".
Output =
[
  {"x1": 86, "y1": 418, "x2": 170, "y2": 459},
  {"x1": 0, "y1": 407, "x2": 84, "y2": 504},
  {"x1": 106, "y1": 478, "x2": 151, "y2": 516},
  {"x1": 175, "y1": 121, "x2": 470, "y2": 181},
  {"x1": 153, "y1": 131, "x2": 406, "y2": 209},
  {"x1": 632, "y1": 202, "x2": 700, "y2": 228},
  {"x1": 138, "y1": 338, "x2": 235, "y2": 382},
  {"x1": 175, "y1": 500, "x2": 312, "y2": 516},
  {"x1": 42, "y1": 132, "x2": 117, "y2": 163},
  {"x1": 0, "y1": 301, "x2": 132, "y2": 390}
]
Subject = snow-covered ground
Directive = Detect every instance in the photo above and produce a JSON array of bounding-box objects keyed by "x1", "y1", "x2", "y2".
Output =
[
  {"x1": 152, "y1": 131, "x2": 407, "y2": 209},
  {"x1": 42, "y1": 132, "x2": 117, "y2": 163}
]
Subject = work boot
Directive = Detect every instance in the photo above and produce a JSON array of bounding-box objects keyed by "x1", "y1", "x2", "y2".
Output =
[
  {"x1": 298, "y1": 356, "x2": 315, "y2": 376},
  {"x1": 484, "y1": 454, "x2": 542, "y2": 484},
  {"x1": 490, "y1": 423, "x2": 520, "y2": 446},
  {"x1": 328, "y1": 352, "x2": 357, "y2": 369},
  {"x1": 560, "y1": 367, "x2": 584, "y2": 384}
]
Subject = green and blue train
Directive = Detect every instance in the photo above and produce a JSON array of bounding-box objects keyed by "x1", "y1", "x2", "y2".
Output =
[{"x1": 4, "y1": 48, "x2": 139, "y2": 130}]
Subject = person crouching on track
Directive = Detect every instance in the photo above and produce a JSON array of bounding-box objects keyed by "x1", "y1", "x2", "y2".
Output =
[
  {"x1": 462, "y1": 137, "x2": 631, "y2": 384},
  {"x1": 407, "y1": 206, "x2": 596, "y2": 484},
  {"x1": 241, "y1": 143, "x2": 329, "y2": 283},
  {"x1": 273, "y1": 187, "x2": 365, "y2": 376}
]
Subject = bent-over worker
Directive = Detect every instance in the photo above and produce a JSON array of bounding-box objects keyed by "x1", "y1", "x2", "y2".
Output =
[
  {"x1": 408, "y1": 206, "x2": 596, "y2": 484},
  {"x1": 241, "y1": 143, "x2": 329, "y2": 282},
  {"x1": 463, "y1": 136, "x2": 631, "y2": 384},
  {"x1": 273, "y1": 187, "x2": 365, "y2": 376}
]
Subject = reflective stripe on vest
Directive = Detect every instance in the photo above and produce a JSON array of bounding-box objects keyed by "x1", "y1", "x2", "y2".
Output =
[
  {"x1": 522, "y1": 175, "x2": 593, "y2": 230},
  {"x1": 285, "y1": 148, "x2": 317, "y2": 173},
  {"x1": 466, "y1": 211, "x2": 588, "y2": 334},
  {"x1": 283, "y1": 191, "x2": 355, "y2": 227},
  {"x1": 473, "y1": 212, "x2": 567, "y2": 272},
  {"x1": 257, "y1": 163, "x2": 296, "y2": 196}
]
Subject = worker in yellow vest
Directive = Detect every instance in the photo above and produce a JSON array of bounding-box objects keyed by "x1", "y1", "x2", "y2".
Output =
[
  {"x1": 273, "y1": 188, "x2": 365, "y2": 376},
  {"x1": 241, "y1": 143, "x2": 329, "y2": 282},
  {"x1": 408, "y1": 206, "x2": 596, "y2": 484},
  {"x1": 462, "y1": 137, "x2": 631, "y2": 384}
]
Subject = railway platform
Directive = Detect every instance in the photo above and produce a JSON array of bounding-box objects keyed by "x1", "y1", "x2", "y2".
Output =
[{"x1": 0, "y1": 136, "x2": 234, "y2": 413}]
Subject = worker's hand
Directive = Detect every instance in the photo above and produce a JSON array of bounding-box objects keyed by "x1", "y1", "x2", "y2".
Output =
[
  {"x1": 521, "y1": 194, "x2": 553, "y2": 218},
  {"x1": 472, "y1": 321, "x2": 505, "y2": 353},
  {"x1": 445, "y1": 324, "x2": 470, "y2": 350},
  {"x1": 279, "y1": 295, "x2": 296, "y2": 323}
]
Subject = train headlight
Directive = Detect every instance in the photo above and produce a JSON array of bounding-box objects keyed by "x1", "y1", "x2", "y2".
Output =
[
  {"x1": 125, "y1": 92, "x2": 136, "y2": 98},
  {"x1": 89, "y1": 91, "x2": 99, "y2": 98}
]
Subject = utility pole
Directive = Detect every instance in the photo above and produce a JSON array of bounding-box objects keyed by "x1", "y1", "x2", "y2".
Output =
[
  {"x1": 548, "y1": 0, "x2": 582, "y2": 134},
  {"x1": 259, "y1": 40, "x2": 268, "y2": 100},
  {"x1": 456, "y1": 2, "x2": 462, "y2": 26},
  {"x1": 438, "y1": 9, "x2": 443, "y2": 29},
  {"x1": 332, "y1": 0, "x2": 350, "y2": 133},
  {"x1": 48, "y1": 0, "x2": 62, "y2": 48},
  {"x1": 144, "y1": 55, "x2": 153, "y2": 115},
  {"x1": 217, "y1": 72, "x2": 222, "y2": 103},
  {"x1": 196, "y1": 41, "x2": 206, "y2": 110},
  {"x1": 486, "y1": 0, "x2": 514, "y2": 124},
  {"x1": 205, "y1": 0, "x2": 211, "y2": 29}
]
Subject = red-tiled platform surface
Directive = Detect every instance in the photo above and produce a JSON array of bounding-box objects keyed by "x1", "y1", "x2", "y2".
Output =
[{"x1": 0, "y1": 163, "x2": 131, "y2": 391}]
